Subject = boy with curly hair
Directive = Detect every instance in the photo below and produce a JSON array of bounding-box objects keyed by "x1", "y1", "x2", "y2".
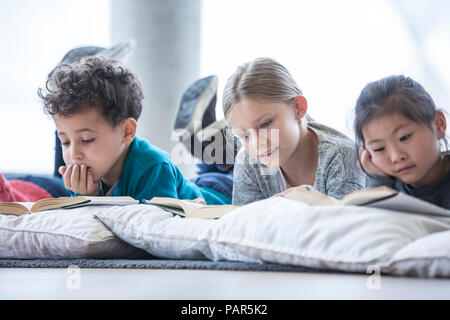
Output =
[{"x1": 38, "y1": 57, "x2": 230, "y2": 204}]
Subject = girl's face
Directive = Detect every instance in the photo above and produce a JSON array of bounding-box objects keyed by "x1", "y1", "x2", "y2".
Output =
[
  {"x1": 362, "y1": 112, "x2": 447, "y2": 188},
  {"x1": 227, "y1": 98, "x2": 303, "y2": 168}
]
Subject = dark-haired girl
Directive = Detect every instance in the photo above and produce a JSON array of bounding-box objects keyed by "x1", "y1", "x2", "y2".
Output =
[{"x1": 354, "y1": 75, "x2": 450, "y2": 210}]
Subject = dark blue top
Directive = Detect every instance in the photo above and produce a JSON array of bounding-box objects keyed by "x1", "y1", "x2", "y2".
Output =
[{"x1": 366, "y1": 152, "x2": 450, "y2": 210}]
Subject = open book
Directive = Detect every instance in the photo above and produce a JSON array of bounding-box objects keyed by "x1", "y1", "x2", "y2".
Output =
[
  {"x1": 143, "y1": 197, "x2": 238, "y2": 219},
  {"x1": 0, "y1": 196, "x2": 138, "y2": 216},
  {"x1": 282, "y1": 186, "x2": 450, "y2": 217}
]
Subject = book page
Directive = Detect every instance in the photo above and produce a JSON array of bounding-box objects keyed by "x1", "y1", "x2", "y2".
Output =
[
  {"x1": 68, "y1": 196, "x2": 138, "y2": 208},
  {"x1": 144, "y1": 197, "x2": 238, "y2": 219},
  {"x1": 281, "y1": 189, "x2": 336, "y2": 205},
  {"x1": 0, "y1": 202, "x2": 32, "y2": 216},
  {"x1": 20, "y1": 202, "x2": 34, "y2": 210},
  {"x1": 31, "y1": 196, "x2": 89, "y2": 212},
  {"x1": 82, "y1": 196, "x2": 136, "y2": 202},
  {"x1": 366, "y1": 192, "x2": 450, "y2": 217},
  {"x1": 340, "y1": 186, "x2": 397, "y2": 206},
  {"x1": 29, "y1": 196, "x2": 138, "y2": 212},
  {"x1": 188, "y1": 205, "x2": 238, "y2": 219},
  {"x1": 145, "y1": 197, "x2": 204, "y2": 215}
]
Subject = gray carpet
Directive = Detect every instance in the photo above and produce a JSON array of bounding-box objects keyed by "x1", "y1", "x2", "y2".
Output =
[{"x1": 0, "y1": 258, "x2": 338, "y2": 273}]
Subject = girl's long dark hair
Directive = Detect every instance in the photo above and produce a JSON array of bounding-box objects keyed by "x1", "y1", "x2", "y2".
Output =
[{"x1": 353, "y1": 75, "x2": 439, "y2": 148}]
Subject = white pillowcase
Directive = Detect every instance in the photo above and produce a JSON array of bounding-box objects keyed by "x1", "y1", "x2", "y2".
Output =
[
  {"x1": 95, "y1": 204, "x2": 261, "y2": 262},
  {"x1": 385, "y1": 230, "x2": 450, "y2": 277},
  {"x1": 4, "y1": 196, "x2": 450, "y2": 278},
  {"x1": 95, "y1": 204, "x2": 213, "y2": 260},
  {"x1": 0, "y1": 205, "x2": 144, "y2": 259},
  {"x1": 96, "y1": 198, "x2": 450, "y2": 277},
  {"x1": 199, "y1": 197, "x2": 450, "y2": 274}
]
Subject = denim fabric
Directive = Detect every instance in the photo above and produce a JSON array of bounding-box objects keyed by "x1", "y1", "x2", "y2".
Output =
[{"x1": 192, "y1": 163, "x2": 234, "y2": 200}]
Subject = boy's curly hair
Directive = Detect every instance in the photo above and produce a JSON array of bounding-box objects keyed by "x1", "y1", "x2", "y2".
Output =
[{"x1": 38, "y1": 56, "x2": 143, "y2": 126}]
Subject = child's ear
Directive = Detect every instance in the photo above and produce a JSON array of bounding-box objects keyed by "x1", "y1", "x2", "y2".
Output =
[
  {"x1": 434, "y1": 110, "x2": 447, "y2": 139},
  {"x1": 122, "y1": 118, "x2": 137, "y2": 145},
  {"x1": 293, "y1": 95, "x2": 308, "y2": 120}
]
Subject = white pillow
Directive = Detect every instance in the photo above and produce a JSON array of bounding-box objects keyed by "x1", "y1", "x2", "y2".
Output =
[
  {"x1": 385, "y1": 230, "x2": 450, "y2": 277},
  {"x1": 199, "y1": 197, "x2": 450, "y2": 274},
  {"x1": 0, "y1": 205, "x2": 144, "y2": 259},
  {"x1": 96, "y1": 204, "x2": 216, "y2": 260},
  {"x1": 96, "y1": 204, "x2": 262, "y2": 262}
]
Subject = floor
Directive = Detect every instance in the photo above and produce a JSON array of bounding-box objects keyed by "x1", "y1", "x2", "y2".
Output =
[{"x1": 1, "y1": 268, "x2": 449, "y2": 300}]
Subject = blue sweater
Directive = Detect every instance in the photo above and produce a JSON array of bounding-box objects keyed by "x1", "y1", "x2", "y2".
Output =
[{"x1": 67, "y1": 136, "x2": 230, "y2": 205}]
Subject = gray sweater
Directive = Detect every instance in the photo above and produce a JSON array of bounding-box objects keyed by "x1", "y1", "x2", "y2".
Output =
[
  {"x1": 366, "y1": 151, "x2": 450, "y2": 210},
  {"x1": 232, "y1": 121, "x2": 366, "y2": 206}
]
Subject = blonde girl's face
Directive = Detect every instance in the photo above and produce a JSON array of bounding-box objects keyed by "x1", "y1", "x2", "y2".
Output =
[
  {"x1": 227, "y1": 98, "x2": 302, "y2": 168},
  {"x1": 362, "y1": 112, "x2": 447, "y2": 188}
]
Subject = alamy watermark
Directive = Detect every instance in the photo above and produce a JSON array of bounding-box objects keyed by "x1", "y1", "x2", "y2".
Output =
[
  {"x1": 66, "y1": 265, "x2": 81, "y2": 290},
  {"x1": 366, "y1": 265, "x2": 381, "y2": 290}
]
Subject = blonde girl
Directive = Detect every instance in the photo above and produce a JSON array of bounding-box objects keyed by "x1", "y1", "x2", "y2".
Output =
[{"x1": 223, "y1": 57, "x2": 366, "y2": 205}]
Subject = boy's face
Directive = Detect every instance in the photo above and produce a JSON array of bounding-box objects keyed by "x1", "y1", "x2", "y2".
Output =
[
  {"x1": 362, "y1": 112, "x2": 445, "y2": 188},
  {"x1": 53, "y1": 106, "x2": 130, "y2": 186}
]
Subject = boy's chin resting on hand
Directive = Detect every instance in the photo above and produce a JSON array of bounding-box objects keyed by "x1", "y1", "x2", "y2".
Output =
[{"x1": 59, "y1": 164, "x2": 100, "y2": 196}]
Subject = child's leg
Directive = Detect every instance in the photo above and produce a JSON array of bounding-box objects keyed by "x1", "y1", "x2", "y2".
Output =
[
  {"x1": 0, "y1": 173, "x2": 17, "y2": 202},
  {"x1": 0, "y1": 173, "x2": 53, "y2": 202},
  {"x1": 47, "y1": 42, "x2": 134, "y2": 78},
  {"x1": 173, "y1": 75, "x2": 219, "y2": 162},
  {"x1": 172, "y1": 75, "x2": 240, "y2": 170},
  {"x1": 3, "y1": 174, "x2": 69, "y2": 198},
  {"x1": 196, "y1": 122, "x2": 240, "y2": 172},
  {"x1": 8, "y1": 180, "x2": 52, "y2": 202},
  {"x1": 173, "y1": 75, "x2": 218, "y2": 139},
  {"x1": 192, "y1": 166, "x2": 234, "y2": 200}
]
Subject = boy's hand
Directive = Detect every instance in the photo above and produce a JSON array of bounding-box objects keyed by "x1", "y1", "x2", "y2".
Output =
[
  {"x1": 358, "y1": 146, "x2": 390, "y2": 178},
  {"x1": 59, "y1": 164, "x2": 100, "y2": 196}
]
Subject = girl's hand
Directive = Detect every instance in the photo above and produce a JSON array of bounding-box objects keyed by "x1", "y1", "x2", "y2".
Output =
[
  {"x1": 185, "y1": 198, "x2": 206, "y2": 205},
  {"x1": 272, "y1": 185, "x2": 311, "y2": 198},
  {"x1": 59, "y1": 164, "x2": 100, "y2": 196},
  {"x1": 358, "y1": 146, "x2": 390, "y2": 178}
]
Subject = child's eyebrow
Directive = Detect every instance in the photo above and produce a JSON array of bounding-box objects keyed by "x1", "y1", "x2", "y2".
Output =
[
  {"x1": 253, "y1": 113, "x2": 272, "y2": 125},
  {"x1": 75, "y1": 128, "x2": 98, "y2": 134},
  {"x1": 57, "y1": 128, "x2": 98, "y2": 136},
  {"x1": 391, "y1": 123, "x2": 411, "y2": 135},
  {"x1": 232, "y1": 113, "x2": 275, "y2": 138},
  {"x1": 366, "y1": 123, "x2": 411, "y2": 146},
  {"x1": 366, "y1": 139, "x2": 382, "y2": 146}
]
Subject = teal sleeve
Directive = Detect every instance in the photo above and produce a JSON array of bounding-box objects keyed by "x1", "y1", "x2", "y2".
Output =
[{"x1": 125, "y1": 163, "x2": 182, "y2": 202}]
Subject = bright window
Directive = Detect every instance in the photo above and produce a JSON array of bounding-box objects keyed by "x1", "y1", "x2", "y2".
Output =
[
  {"x1": 0, "y1": 0, "x2": 110, "y2": 174},
  {"x1": 201, "y1": 0, "x2": 450, "y2": 139},
  {"x1": 1, "y1": 0, "x2": 449, "y2": 175}
]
